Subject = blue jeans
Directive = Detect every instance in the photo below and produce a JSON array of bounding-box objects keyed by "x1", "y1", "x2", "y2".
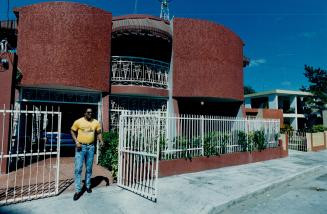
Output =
[{"x1": 74, "y1": 143, "x2": 95, "y2": 193}]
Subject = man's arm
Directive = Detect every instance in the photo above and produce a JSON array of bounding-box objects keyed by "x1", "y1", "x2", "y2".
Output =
[
  {"x1": 97, "y1": 130, "x2": 104, "y2": 147},
  {"x1": 71, "y1": 130, "x2": 81, "y2": 148}
]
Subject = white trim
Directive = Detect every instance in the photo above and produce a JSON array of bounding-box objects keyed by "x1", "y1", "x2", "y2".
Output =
[
  {"x1": 283, "y1": 113, "x2": 305, "y2": 118},
  {"x1": 245, "y1": 89, "x2": 313, "y2": 98}
]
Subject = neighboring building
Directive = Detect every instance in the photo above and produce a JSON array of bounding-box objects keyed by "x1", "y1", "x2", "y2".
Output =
[
  {"x1": 244, "y1": 89, "x2": 312, "y2": 130},
  {"x1": 0, "y1": 2, "x2": 249, "y2": 134}
]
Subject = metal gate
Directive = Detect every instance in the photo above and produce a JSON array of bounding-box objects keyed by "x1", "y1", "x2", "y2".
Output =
[
  {"x1": 118, "y1": 111, "x2": 160, "y2": 202},
  {"x1": 0, "y1": 105, "x2": 61, "y2": 205},
  {"x1": 288, "y1": 131, "x2": 307, "y2": 151}
]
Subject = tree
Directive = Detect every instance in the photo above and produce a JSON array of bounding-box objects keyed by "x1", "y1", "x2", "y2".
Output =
[
  {"x1": 301, "y1": 65, "x2": 327, "y2": 129},
  {"x1": 244, "y1": 85, "x2": 256, "y2": 95}
]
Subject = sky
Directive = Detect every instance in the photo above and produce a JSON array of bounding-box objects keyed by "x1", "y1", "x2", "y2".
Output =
[{"x1": 1, "y1": 0, "x2": 327, "y2": 93}]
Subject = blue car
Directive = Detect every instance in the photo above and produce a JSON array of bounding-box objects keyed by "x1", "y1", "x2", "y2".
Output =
[{"x1": 43, "y1": 132, "x2": 75, "y2": 147}]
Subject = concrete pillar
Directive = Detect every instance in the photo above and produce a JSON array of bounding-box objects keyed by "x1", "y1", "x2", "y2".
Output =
[
  {"x1": 323, "y1": 110, "x2": 327, "y2": 127},
  {"x1": 102, "y1": 95, "x2": 109, "y2": 132},
  {"x1": 244, "y1": 97, "x2": 251, "y2": 108},
  {"x1": 290, "y1": 96, "x2": 297, "y2": 114},
  {"x1": 0, "y1": 53, "x2": 15, "y2": 174},
  {"x1": 306, "y1": 133, "x2": 312, "y2": 151},
  {"x1": 291, "y1": 117, "x2": 298, "y2": 130},
  {"x1": 268, "y1": 94, "x2": 278, "y2": 109},
  {"x1": 237, "y1": 104, "x2": 245, "y2": 117}
]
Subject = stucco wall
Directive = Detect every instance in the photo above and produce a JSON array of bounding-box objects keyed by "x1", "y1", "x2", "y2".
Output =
[{"x1": 312, "y1": 132, "x2": 324, "y2": 147}]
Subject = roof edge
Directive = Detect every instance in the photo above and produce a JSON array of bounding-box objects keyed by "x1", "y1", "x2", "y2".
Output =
[
  {"x1": 113, "y1": 14, "x2": 170, "y2": 24},
  {"x1": 245, "y1": 89, "x2": 313, "y2": 98}
]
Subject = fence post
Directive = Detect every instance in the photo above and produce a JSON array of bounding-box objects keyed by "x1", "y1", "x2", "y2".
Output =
[
  {"x1": 201, "y1": 115, "x2": 204, "y2": 156},
  {"x1": 246, "y1": 119, "x2": 249, "y2": 152},
  {"x1": 55, "y1": 110, "x2": 61, "y2": 195},
  {"x1": 155, "y1": 111, "x2": 161, "y2": 200},
  {"x1": 306, "y1": 133, "x2": 312, "y2": 151}
]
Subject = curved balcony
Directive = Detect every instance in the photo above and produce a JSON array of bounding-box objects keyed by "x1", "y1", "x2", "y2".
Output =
[{"x1": 110, "y1": 56, "x2": 169, "y2": 89}]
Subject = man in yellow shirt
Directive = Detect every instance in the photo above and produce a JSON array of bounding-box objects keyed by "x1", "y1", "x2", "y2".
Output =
[{"x1": 71, "y1": 108, "x2": 103, "y2": 201}]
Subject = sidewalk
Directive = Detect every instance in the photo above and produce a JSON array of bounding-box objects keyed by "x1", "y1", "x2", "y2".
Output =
[{"x1": 1, "y1": 150, "x2": 327, "y2": 214}]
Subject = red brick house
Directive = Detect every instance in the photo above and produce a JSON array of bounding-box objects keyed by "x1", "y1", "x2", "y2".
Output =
[{"x1": 0, "y1": 1, "x2": 248, "y2": 133}]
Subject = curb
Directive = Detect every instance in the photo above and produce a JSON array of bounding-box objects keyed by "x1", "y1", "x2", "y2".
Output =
[{"x1": 209, "y1": 165, "x2": 326, "y2": 214}]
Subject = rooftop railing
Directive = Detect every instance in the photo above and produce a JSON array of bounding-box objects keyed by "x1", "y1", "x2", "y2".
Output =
[{"x1": 111, "y1": 56, "x2": 170, "y2": 89}]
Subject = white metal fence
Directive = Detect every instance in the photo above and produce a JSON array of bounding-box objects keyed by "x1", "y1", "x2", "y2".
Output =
[
  {"x1": 0, "y1": 105, "x2": 61, "y2": 205},
  {"x1": 162, "y1": 115, "x2": 280, "y2": 160},
  {"x1": 288, "y1": 131, "x2": 307, "y2": 152},
  {"x1": 117, "y1": 111, "x2": 280, "y2": 201}
]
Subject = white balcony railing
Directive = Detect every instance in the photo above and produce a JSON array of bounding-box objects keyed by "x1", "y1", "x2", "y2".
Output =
[{"x1": 111, "y1": 56, "x2": 169, "y2": 89}]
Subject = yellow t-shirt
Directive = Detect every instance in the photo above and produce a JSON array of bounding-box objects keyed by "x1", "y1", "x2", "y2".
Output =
[{"x1": 71, "y1": 117, "x2": 101, "y2": 144}]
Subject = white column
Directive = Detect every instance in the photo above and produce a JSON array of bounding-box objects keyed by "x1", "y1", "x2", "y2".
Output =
[
  {"x1": 290, "y1": 96, "x2": 297, "y2": 114},
  {"x1": 291, "y1": 117, "x2": 298, "y2": 130},
  {"x1": 268, "y1": 94, "x2": 278, "y2": 109}
]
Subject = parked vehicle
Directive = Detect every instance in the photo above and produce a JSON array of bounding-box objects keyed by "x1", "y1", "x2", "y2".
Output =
[{"x1": 42, "y1": 132, "x2": 75, "y2": 147}]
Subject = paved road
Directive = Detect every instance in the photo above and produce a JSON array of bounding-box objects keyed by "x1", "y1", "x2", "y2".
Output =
[
  {"x1": 221, "y1": 166, "x2": 327, "y2": 214},
  {"x1": 0, "y1": 150, "x2": 327, "y2": 214}
]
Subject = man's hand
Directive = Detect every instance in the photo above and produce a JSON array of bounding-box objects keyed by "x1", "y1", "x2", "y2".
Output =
[{"x1": 76, "y1": 142, "x2": 82, "y2": 148}]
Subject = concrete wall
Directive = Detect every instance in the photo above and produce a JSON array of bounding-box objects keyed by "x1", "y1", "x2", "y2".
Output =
[
  {"x1": 159, "y1": 144, "x2": 288, "y2": 177},
  {"x1": 306, "y1": 132, "x2": 326, "y2": 152},
  {"x1": 312, "y1": 132, "x2": 324, "y2": 147},
  {"x1": 306, "y1": 133, "x2": 312, "y2": 151},
  {"x1": 268, "y1": 94, "x2": 278, "y2": 109}
]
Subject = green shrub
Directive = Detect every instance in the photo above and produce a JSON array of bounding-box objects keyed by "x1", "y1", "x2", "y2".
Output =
[
  {"x1": 237, "y1": 131, "x2": 247, "y2": 152},
  {"x1": 203, "y1": 132, "x2": 227, "y2": 156},
  {"x1": 203, "y1": 133, "x2": 218, "y2": 157},
  {"x1": 253, "y1": 130, "x2": 266, "y2": 151},
  {"x1": 280, "y1": 124, "x2": 293, "y2": 133},
  {"x1": 247, "y1": 132, "x2": 255, "y2": 152},
  {"x1": 98, "y1": 131, "x2": 119, "y2": 181},
  {"x1": 311, "y1": 125, "x2": 327, "y2": 133}
]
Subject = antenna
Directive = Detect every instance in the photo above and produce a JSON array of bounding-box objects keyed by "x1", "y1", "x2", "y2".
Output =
[
  {"x1": 158, "y1": 0, "x2": 171, "y2": 21},
  {"x1": 134, "y1": 0, "x2": 138, "y2": 14}
]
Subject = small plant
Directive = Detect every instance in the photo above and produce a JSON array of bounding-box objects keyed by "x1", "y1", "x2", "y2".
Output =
[
  {"x1": 98, "y1": 131, "x2": 119, "y2": 181},
  {"x1": 203, "y1": 134, "x2": 217, "y2": 157},
  {"x1": 280, "y1": 124, "x2": 293, "y2": 134},
  {"x1": 253, "y1": 130, "x2": 266, "y2": 151},
  {"x1": 311, "y1": 124, "x2": 327, "y2": 133},
  {"x1": 237, "y1": 131, "x2": 247, "y2": 152}
]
